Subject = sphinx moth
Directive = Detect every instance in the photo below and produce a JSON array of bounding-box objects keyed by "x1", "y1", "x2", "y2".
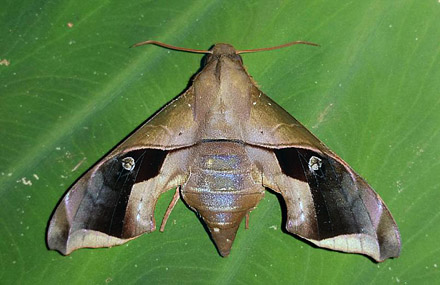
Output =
[{"x1": 47, "y1": 41, "x2": 401, "y2": 262}]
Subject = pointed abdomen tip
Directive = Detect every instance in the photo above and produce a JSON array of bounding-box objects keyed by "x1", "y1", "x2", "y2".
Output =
[{"x1": 209, "y1": 225, "x2": 239, "y2": 257}]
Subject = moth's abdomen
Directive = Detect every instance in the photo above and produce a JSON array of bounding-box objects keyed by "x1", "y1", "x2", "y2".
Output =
[{"x1": 182, "y1": 141, "x2": 264, "y2": 256}]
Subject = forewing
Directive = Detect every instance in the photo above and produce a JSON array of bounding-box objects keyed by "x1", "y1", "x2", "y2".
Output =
[
  {"x1": 244, "y1": 89, "x2": 401, "y2": 262},
  {"x1": 47, "y1": 90, "x2": 196, "y2": 255},
  {"x1": 115, "y1": 88, "x2": 197, "y2": 150},
  {"x1": 244, "y1": 86, "x2": 326, "y2": 150}
]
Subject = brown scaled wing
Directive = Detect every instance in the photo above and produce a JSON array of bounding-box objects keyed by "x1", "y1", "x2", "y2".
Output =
[
  {"x1": 242, "y1": 85, "x2": 401, "y2": 262},
  {"x1": 47, "y1": 89, "x2": 196, "y2": 255}
]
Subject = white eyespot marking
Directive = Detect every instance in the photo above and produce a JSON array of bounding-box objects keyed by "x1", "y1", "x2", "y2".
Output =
[
  {"x1": 122, "y1": 157, "x2": 135, "y2": 171},
  {"x1": 308, "y1": 156, "x2": 322, "y2": 172},
  {"x1": 213, "y1": 227, "x2": 220, "y2": 233}
]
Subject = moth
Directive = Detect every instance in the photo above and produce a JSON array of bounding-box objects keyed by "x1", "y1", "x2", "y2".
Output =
[{"x1": 47, "y1": 40, "x2": 401, "y2": 262}]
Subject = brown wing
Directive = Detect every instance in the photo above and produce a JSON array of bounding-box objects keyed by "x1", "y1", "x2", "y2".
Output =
[
  {"x1": 47, "y1": 90, "x2": 196, "y2": 255},
  {"x1": 244, "y1": 89, "x2": 401, "y2": 262},
  {"x1": 243, "y1": 85, "x2": 327, "y2": 150},
  {"x1": 113, "y1": 88, "x2": 198, "y2": 151}
]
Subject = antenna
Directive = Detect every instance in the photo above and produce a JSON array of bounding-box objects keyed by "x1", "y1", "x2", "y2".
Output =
[
  {"x1": 236, "y1": 41, "x2": 319, "y2": 54},
  {"x1": 131, "y1": 40, "x2": 212, "y2": 54},
  {"x1": 131, "y1": 40, "x2": 319, "y2": 54}
]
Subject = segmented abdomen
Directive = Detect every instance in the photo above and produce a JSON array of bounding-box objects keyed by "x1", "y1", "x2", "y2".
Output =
[{"x1": 181, "y1": 141, "x2": 264, "y2": 256}]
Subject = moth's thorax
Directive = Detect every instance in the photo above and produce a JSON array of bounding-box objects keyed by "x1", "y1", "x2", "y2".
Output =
[
  {"x1": 194, "y1": 50, "x2": 252, "y2": 140},
  {"x1": 181, "y1": 140, "x2": 264, "y2": 256}
]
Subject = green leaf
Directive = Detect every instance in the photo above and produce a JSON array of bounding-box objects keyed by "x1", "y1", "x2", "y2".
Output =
[{"x1": 1, "y1": 0, "x2": 439, "y2": 284}]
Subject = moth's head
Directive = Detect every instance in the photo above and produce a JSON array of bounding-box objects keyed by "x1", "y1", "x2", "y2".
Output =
[
  {"x1": 211, "y1": 43, "x2": 237, "y2": 55},
  {"x1": 205, "y1": 43, "x2": 243, "y2": 65}
]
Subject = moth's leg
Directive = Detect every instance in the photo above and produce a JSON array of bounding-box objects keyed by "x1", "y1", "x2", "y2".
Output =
[
  {"x1": 122, "y1": 149, "x2": 189, "y2": 238},
  {"x1": 160, "y1": 186, "x2": 181, "y2": 232},
  {"x1": 245, "y1": 212, "x2": 250, "y2": 229}
]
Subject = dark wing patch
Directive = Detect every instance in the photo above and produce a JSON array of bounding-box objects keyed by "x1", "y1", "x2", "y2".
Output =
[
  {"x1": 274, "y1": 148, "x2": 374, "y2": 240},
  {"x1": 71, "y1": 149, "x2": 167, "y2": 238}
]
